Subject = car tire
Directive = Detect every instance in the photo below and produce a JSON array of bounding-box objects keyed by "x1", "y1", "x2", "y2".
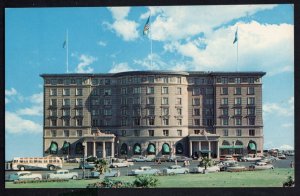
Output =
[
  {"x1": 19, "y1": 166, "x2": 25, "y2": 171},
  {"x1": 34, "y1": 177, "x2": 40, "y2": 181},
  {"x1": 184, "y1": 171, "x2": 188, "y2": 174},
  {"x1": 114, "y1": 165, "x2": 118, "y2": 168},
  {"x1": 72, "y1": 176, "x2": 77, "y2": 180},
  {"x1": 49, "y1": 165, "x2": 55, "y2": 171}
]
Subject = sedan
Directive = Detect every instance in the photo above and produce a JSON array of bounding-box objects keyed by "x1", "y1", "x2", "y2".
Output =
[
  {"x1": 249, "y1": 162, "x2": 274, "y2": 170},
  {"x1": 9, "y1": 171, "x2": 42, "y2": 181},
  {"x1": 79, "y1": 162, "x2": 96, "y2": 169},
  {"x1": 162, "y1": 165, "x2": 189, "y2": 174},
  {"x1": 90, "y1": 170, "x2": 120, "y2": 178},
  {"x1": 169, "y1": 156, "x2": 192, "y2": 162},
  {"x1": 131, "y1": 156, "x2": 153, "y2": 162},
  {"x1": 131, "y1": 166, "x2": 160, "y2": 175},
  {"x1": 190, "y1": 165, "x2": 220, "y2": 173},
  {"x1": 154, "y1": 155, "x2": 170, "y2": 162}
]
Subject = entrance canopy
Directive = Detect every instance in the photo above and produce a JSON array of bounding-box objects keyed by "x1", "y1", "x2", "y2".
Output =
[
  {"x1": 134, "y1": 144, "x2": 141, "y2": 154},
  {"x1": 220, "y1": 145, "x2": 243, "y2": 149},
  {"x1": 162, "y1": 143, "x2": 170, "y2": 154},
  {"x1": 248, "y1": 143, "x2": 256, "y2": 150},
  {"x1": 147, "y1": 144, "x2": 155, "y2": 153}
]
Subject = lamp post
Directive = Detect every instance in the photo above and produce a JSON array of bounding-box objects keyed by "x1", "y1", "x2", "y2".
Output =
[
  {"x1": 116, "y1": 140, "x2": 119, "y2": 158},
  {"x1": 82, "y1": 143, "x2": 85, "y2": 179},
  {"x1": 232, "y1": 141, "x2": 235, "y2": 156}
]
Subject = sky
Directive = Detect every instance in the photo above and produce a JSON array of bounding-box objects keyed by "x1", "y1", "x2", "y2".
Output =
[{"x1": 5, "y1": 5, "x2": 294, "y2": 160}]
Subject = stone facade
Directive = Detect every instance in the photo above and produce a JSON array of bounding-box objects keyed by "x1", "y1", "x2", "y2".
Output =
[{"x1": 41, "y1": 71, "x2": 265, "y2": 159}]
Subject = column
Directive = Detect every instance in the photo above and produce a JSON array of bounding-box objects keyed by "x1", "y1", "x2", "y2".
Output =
[
  {"x1": 84, "y1": 142, "x2": 87, "y2": 158},
  {"x1": 102, "y1": 141, "x2": 106, "y2": 158},
  {"x1": 93, "y1": 142, "x2": 96, "y2": 157},
  {"x1": 198, "y1": 141, "x2": 202, "y2": 152},
  {"x1": 216, "y1": 142, "x2": 219, "y2": 159},
  {"x1": 208, "y1": 142, "x2": 211, "y2": 159},
  {"x1": 111, "y1": 141, "x2": 114, "y2": 157},
  {"x1": 189, "y1": 141, "x2": 192, "y2": 157}
]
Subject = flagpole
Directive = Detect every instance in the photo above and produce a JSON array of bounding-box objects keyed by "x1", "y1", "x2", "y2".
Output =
[
  {"x1": 66, "y1": 29, "x2": 69, "y2": 73},
  {"x1": 149, "y1": 9, "x2": 153, "y2": 69},
  {"x1": 236, "y1": 27, "x2": 239, "y2": 72}
]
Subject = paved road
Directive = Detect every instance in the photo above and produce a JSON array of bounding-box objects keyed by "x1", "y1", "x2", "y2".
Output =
[{"x1": 5, "y1": 156, "x2": 294, "y2": 181}]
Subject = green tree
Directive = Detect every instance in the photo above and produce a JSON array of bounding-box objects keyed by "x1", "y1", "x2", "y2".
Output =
[
  {"x1": 133, "y1": 175, "x2": 159, "y2": 188},
  {"x1": 94, "y1": 159, "x2": 109, "y2": 176},
  {"x1": 199, "y1": 156, "x2": 212, "y2": 170}
]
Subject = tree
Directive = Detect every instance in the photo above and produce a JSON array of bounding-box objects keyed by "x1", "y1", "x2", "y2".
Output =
[
  {"x1": 133, "y1": 175, "x2": 159, "y2": 188},
  {"x1": 199, "y1": 156, "x2": 212, "y2": 170},
  {"x1": 94, "y1": 159, "x2": 109, "y2": 176}
]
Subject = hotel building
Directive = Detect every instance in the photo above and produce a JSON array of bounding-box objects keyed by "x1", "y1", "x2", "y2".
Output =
[{"x1": 41, "y1": 71, "x2": 265, "y2": 159}]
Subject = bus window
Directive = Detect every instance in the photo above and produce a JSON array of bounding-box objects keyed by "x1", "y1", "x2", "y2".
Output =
[
  {"x1": 49, "y1": 160, "x2": 53, "y2": 163},
  {"x1": 13, "y1": 160, "x2": 18, "y2": 163},
  {"x1": 44, "y1": 160, "x2": 47, "y2": 163}
]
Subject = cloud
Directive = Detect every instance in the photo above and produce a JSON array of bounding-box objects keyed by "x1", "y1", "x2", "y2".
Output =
[
  {"x1": 97, "y1": 41, "x2": 107, "y2": 47},
  {"x1": 5, "y1": 98, "x2": 10, "y2": 104},
  {"x1": 281, "y1": 123, "x2": 293, "y2": 128},
  {"x1": 106, "y1": 7, "x2": 139, "y2": 41},
  {"x1": 17, "y1": 106, "x2": 43, "y2": 116},
  {"x1": 5, "y1": 88, "x2": 17, "y2": 96},
  {"x1": 108, "y1": 62, "x2": 136, "y2": 73},
  {"x1": 263, "y1": 96, "x2": 294, "y2": 117},
  {"x1": 278, "y1": 144, "x2": 294, "y2": 150},
  {"x1": 133, "y1": 53, "x2": 167, "y2": 70},
  {"x1": 5, "y1": 111, "x2": 42, "y2": 134},
  {"x1": 5, "y1": 87, "x2": 24, "y2": 103},
  {"x1": 75, "y1": 54, "x2": 97, "y2": 73}
]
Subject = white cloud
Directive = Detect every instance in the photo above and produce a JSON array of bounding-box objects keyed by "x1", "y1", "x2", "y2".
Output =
[
  {"x1": 5, "y1": 98, "x2": 10, "y2": 104},
  {"x1": 5, "y1": 88, "x2": 17, "y2": 96},
  {"x1": 75, "y1": 54, "x2": 97, "y2": 73},
  {"x1": 133, "y1": 53, "x2": 167, "y2": 70},
  {"x1": 5, "y1": 111, "x2": 42, "y2": 134},
  {"x1": 263, "y1": 96, "x2": 294, "y2": 117},
  {"x1": 278, "y1": 144, "x2": 293, "y2": 150},
  {"x1": 106, "y1": 7, "x2": 139, "y2": 41},
  {"x1": 108, "y1": 62, "x2": 136, "y2": 73},
  {"x1": 29, "y1": 92, "x2": 43, "y2": 105},
  {"x1": 97, "y1": 41, "x2": 107, "y2": 47},
  {"x1": 17, "y1": 106, "x2": 43, "y2": 116}
]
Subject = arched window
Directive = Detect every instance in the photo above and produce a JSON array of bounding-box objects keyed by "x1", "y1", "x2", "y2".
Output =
[
  {"x1": 62, "y1": 141, "x2": 71, "y2": 154},
  {"x1": 222, "y1": 140, "x2": 230, "y2": 146},
  {"x1": 176, "y1": 143, "x2": 183, "y2": 154},
  {"x1": 75, "y1": 142, "x2": 83, "y2": 154},
  {"x1": 162, "y1": 143, "x2": 170, "y2": 155},
  {"x1": 247, "y1": 141, "x2": 257, "y2": 153},
  {"x1": 133, "y1": 143, "x2": 141, "y2": 155},
  {"x1": 235, "y1": 140, "x2": 243, "y2": 146},
  {"x1": 120, "y1": 143, "x2": 128, "y2": 155},
  {"x1": 49, "y1": 142, "x2": 58, "y2": 154},
  {"x1": 147, "y1": 143, "x2": 156, "y2": 155}
]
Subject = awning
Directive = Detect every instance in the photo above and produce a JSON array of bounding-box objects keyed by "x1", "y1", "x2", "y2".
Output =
[
  {"x1": 200, "y1": 150, "x2": 211, "y2": 153},
  {"x1": 62, "y1": 141, "x2": 70, "y2": 149},
  {"x1": 134, "y1": 145, "x2": 141, "y2": 153},
  {"x1": 50, "y1": 142, "x2": 57, "y2": 152},
  {"x1": 219, "y1": 146, "x2": 244, "y2": 149},
  {"x1": 162, "y1": 144, "x2": 170, "y2": 153},
  {"x1": 248, "y1": 143, "x2": 256, "y2": 150},
  {"x1": 147, "y1": 144, "x2": 155, "y2": 153}
]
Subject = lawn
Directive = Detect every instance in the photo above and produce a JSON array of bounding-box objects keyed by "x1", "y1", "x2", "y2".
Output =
[{"x1": 5, "y1": 168, "x2": 294, "y2": 188}]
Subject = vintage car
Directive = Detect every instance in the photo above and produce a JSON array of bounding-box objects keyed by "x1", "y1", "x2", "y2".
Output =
[
  {"x1": 243, "y1": 155, "x2": 262, "y2": 162},
  {"x1": 162, "y1": 165, "x2": 189, "y2": 174},
  {"x1": 277, "y1": 154, "x2": 286, "y2": 159},
  {"x1": 131, "y1": 156, "x2": 153, "y2": 162},
  {"x1": 110, "y1": 160, "x2": 134, "y2": 168},
  {"x1": 168, "y1": 155, "x2": 192, "y2": 162},
  {"x1": 47, "y1": 169, "x2": 79, "y2": 179},
  {"x1": 131, "y1": 166, "x2": 160, "y2": 175},
  {"x1": 90, "y1": 170, "x2": 120, "y2": 178},
  {"x1": 190, "y1": 165, "x2": 220, "y2": 173},
  {"x1": 9, "y1": 171, "x2": 42, "y2": 181},
  {"x1": 225, "y1": 162, "x2": 246, "y2": 172},
  {"x1": 249, "y1": 162, "x2": 274, "y2": 170},
  {"x1": 79, "y1": 162, "x2": 96, "y2": 169},
  {"x1": 219, "y1": 155, "x2": 235, "y2": 161},
  {"x1": 154, "y1": 155, "x2": 170, "y2": 162}
]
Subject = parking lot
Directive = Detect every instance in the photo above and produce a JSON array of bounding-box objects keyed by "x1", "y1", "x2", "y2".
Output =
[{"x1": 5, "y1": 155, "x2": 294, "y2": 181}]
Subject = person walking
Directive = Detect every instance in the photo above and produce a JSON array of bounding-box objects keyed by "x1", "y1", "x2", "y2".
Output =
[
  {"x1": 175, "y1": 159, "x2": 178, "y2": 165},
  {"x1": 290, "y1": 161, "x2": 294, "y2": 168}
]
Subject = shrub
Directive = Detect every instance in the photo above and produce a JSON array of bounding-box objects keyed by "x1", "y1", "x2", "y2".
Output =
[
  {"x1": 87, "y1": 178, "x2": 133, "y2": 188},
  {"x1": 283, "y1": 176, "x2": 295, "y2": 187},
  {"x1": 132, "y1": 175, "x2": 159, "y2": 188}
]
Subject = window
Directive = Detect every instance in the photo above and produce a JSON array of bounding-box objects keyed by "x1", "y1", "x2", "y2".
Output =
[
  {"x1": 51, "y1": 130, "x2": 57, "y2": 137},
  {"x1": 63, "y1": 109, "x2": 70, "y2": 116},
  {"x1": 149, "y1": 130, "x2": 154, "y2": 136},
  {"x1": 133, "y1": 97, "x2": 140, "y2": 105},
  {"x1": 76, "y1": 99, "x2": 83, "y2": 106},
  {"x1": 104, "y1": 109, "x2": 112, "y2": 115},
  {"x1": 206, "y1": 87, "x2": 213, "y2": 94},
  {"x1": 104, "y1": 99, "x2": 111, "y2": 105},
  {"x1": 76, "y1": 88, "x2": 83, "y2": 96},
  {"x1": 162, "y1": 108, "x2": 169, "y2": 115},
  {"x1": 147, "y1": 87, "x2": 154, "y2": 94},
  {"x1": 194, "y1": 109, "x2": 200, "y2": 116},
  {"x1": 194, "y1": 130, "x2": 200, "y2": 134},
  {"x1": 235, "y1": 108, "x2": 242, "y2": 115},
  {"x1": 147, "y1": 108, "x2": 155, "y2": 115},
  {"x1": 134, "y1": 130, "x2": 140, "y2": 136},
  {"x1": 177, "y1": 77, "x2": 181, "y2": 84},
  {"x1": 205, "y1": 99, "x2": 213, "y2": 105},
  {"x1": 236, "y1": 129, "x2": 242, "y2": 136},
  {"x1": 163, "y1": 77, "x2": 168, "y2": 83},
  {"x1": 223, "y1": 129, "x2": 228, "y2": 136},
  {"x1": 148, "y1": 76, "x2": 154, "y2": 83},
  {"x1": 163, "y1": 130, "x2": 169, "y2": 136},
  {"x1": 162, "y1": 87, "x2": 168, "y2": 94},
  {"x1": 133, "y1": 87, "x2": 141, "y2": 94},
  {"x1": 121, "y1": 98, "x2": 128, "y2": 105},
  {"x1": 64, "y1": 130, "x2": 70, "y2": 137},
  {"x1": 177, "y1": 119, "x2": 182, "y2": 125},
  {"x1": 222, "y1": 108, "x2": 228, "y2": 116},
  {"x1": 249, "y1": 129, "x2": 255, "y2": 136},
  {"x1": 92, "y1": 78, "x2": 98, "y2": 85},
  {"x1": 76, "y1": 130, "x2": 82, "y2": 137},
  {"x1": 76, "y1": 119, "x2": 83, "y2": 126},
  {"x1": 147, "y1": 97, "x2": 154, "y2": 105},
  {"x1": 121, "y1": 88, "x2": 127, "y2": 94},
  {"x1": 76, "y1": 78, "x2": 82, "y2": 85},
  {"x1": 235, "y1": 118, "x2": 242, "y2": 125},
  {"x1": 63, "y1": 89, "x2": 70, "y2": 96},
  {"x1": 193, "y1": 98, "x2": 200, "y2": 106},
  {"x1": 223, "y1": 118, "x2": 228, "y2": 125},
  {"x1": 122, "y1": 130, "x2": 126, "y2": 136},
  {"x1": 134, "y1": 118, "x2": 140, "y2": 126},
  {"x1": 121, "y1": 108, "x2": 127, "y2": 115},
  {"x1": 63, "y1": 99, "x2": 70, "y2": 106},
  {"x1": 104, "y1": 89, "x2": 111, "y2": 95},
  {"x1": 221, "y1": 77, "x2": 228, "y2": 84},
  {"x1": 248, "y1": 87, "x2": 255, "y2": 95},
  {"x1": 63, "y1": 119, "x2": 70, "y2": 126},
  {"x1": 51, "y1": 119, "x2": 57, "y2": 126},
  {"x1": 133, "y1": 108, "x2": 141, "y2": 116},
  {"x1": 176, "y1": 87, "x2": 182, "y2": 95},
  {"x1": 177, "y1": 130, "x2": 182, "y2": 136},
  {"x1": 235, "y1": 77, "x2": 241, "y2": 84},
  {"x1": 249, "y1": 117, "x2": 255, "y2": 125},
  {"x1": 247, "y1": 97, "x2": 255, "y2": 105},
  {"x1": 121, "y1": 119, "x2": 127, "y2": 126},
  {"x1": 222, "y1": 87, "x2": 228, "y2": 95},
  {"x1": 51, "y1": 79, "x2": 57, "y2": 85},
  {"x1": 50, "y1": 89, "x2": 57, "y2": 96},
  {"x1": 248, "y1": 77, "x2": 255, "y2": 84},
  {"x1": 206, "y1": 118, "x2": 213, "y2": 126},
  {"x1": 105, "y1": 79, "x2": 111, "y2": 85},
  {"x1": 50, "y1": 99, "x2": 57, "y2": 106},
  {"x1": 176, "y1": 98, "x2": 182, "y2": 105},
  {"x1": 92, "y1": 119, "x2": 98, "y2": 126},
  {"x1": 235, "y1": 97, "x2": 242, "y2": 105},
  {"x1": 235, "y1": 87, "x2": 241, "y2": 95},
  {"x1": 148, "y1": 118, "x2": 155, "y2": 125},
  {"x1": 194, "y1": 119, "x2": 200, "y2": 125},
  {"x1": 177, "y1": 108, "x2": 182, "y2": 115},
  {"x1": 76, "y1": 109, "x2": 83, "y2": 116},
  {"x1": 163, "y1": 118, "x2": 169, "y2": 125},
  {"x1": 192, "y1": 88, "x2": 200, "y2": 95},
  {"x1": 50, "y1": 109, "x2": 57, "y2": 116},
  {"x1": 162, "y1": 97, "x2": 169, "y2": 105},
  {"x1": 222, "y1": 98, "x2": 228, "y2": 105}
]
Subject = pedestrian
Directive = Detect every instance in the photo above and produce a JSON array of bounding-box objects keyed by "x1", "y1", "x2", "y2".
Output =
[
  {"x1": 125, "y1": 155, "x2": 127, "y2": 161},
  {"x1": 290, "y1": 161, "x2": 294, "y2": 168},
  {"x1": 183, "y1": 160, "x2": 186, "y2": 167},
  {"x1": 158, "y1": 158, "x2": 161, "y2": 164},
  {"x1": 175, "y1": 159, "x2": 178, "y2": 165}
]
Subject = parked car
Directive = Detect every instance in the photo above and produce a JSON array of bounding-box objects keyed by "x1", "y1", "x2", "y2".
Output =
[
  {"x1": 243, "y1": 155, "x2": 262, "y2": 162},
  {"x1": 154, "y1": 155, "x2": 170, "y2": 162},
  {"x1": 90, "y1": 170, "x2": 120, "y2": 178},
  {"x1": 47, "y1": 169, "x2": 79, "y2": 179},
  {"x1": 110, "y1": 160, "x2": 133, "y2": 168},
  {"x1": 131, "y1": 166, "x2": 160, "y2": 175},
  {"x1": 190, "y1": 165, "x2": 220, "y2": 173},
  {"x1": 169, "y1": 155, "x2": 192, "y2": 162},
  {"x1": 233, "y1": 155, "x2": 246, "y2": 162},
  {"x1": 219, "y1": 155, "x2": 235, "y2": 161},
  {"x1": 79, "y1": 162, "x2": 96, "y2": 169},
  {"x1": 277, "y1": 154, "x2": 286, "y2": 159},
  {"x1": 131, "y1": 156, "x2": 153, "y2": 162},
  {"x1": 285, "y1": 151, "x2": 295, "y2": 156},
  {"x1": 68, "y1": 158, "x2": 82, "y2": 163},
  {"x1": 218, "y1": 160, "x2": 238, "y2": 171},
  {"x1": 162, "y1": 165, "x2": 189, "y2": 174},
  {"x1": 225, "y1": 162, "x2": 246, "y2": 172},
  {"x1": 9, "y1": 171, "x2": 42, "y2": 181},
  {"x1": 249, "y1": 162, "x2": 274, "y2": 170}
]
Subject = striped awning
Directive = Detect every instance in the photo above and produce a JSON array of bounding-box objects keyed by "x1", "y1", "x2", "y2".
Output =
[
  {"x1": 147, "y1": 144, "x2": 155, "y2": 153},
  {"x1": 219, "y1": 145, "x2": 244, "y2": 149}
]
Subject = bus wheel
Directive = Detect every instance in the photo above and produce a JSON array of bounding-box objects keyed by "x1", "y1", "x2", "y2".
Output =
[
  {"x1": 72, "y1": 176, "x2": 77, "y2": 180},
  {"x1": 49, "y1": 165, "x2": 55, "y2": 171},
  {"x1": 19, "y1": 166, "x2": 25, "y2": 171}
]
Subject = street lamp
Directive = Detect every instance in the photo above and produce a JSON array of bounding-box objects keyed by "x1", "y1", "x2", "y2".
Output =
[
  {"x1": 232, "y1": 141, "x2": 235, "y2": 156},
  {"x1": 116, "y1": 140, "x2": 119, "y2": 158},
  {"x1": 82, "y1": 143, "x2": 85, "y2": 179}
]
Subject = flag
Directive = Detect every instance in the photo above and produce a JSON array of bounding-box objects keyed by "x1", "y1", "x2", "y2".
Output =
[
  {"x1": 143, "y1": 15, "x2": 150, "y2": 35},
  {"x1": 233, "y1": 28, "x2": 238, "y2": 44},
  {"x1": 63, "y1": 40, "x2": 66, "y2": 48}
]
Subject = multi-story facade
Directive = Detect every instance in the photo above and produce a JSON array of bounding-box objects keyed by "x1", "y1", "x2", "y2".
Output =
[{"x1": 41, "y1": 71, "x2": 265, "y2": 159}]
